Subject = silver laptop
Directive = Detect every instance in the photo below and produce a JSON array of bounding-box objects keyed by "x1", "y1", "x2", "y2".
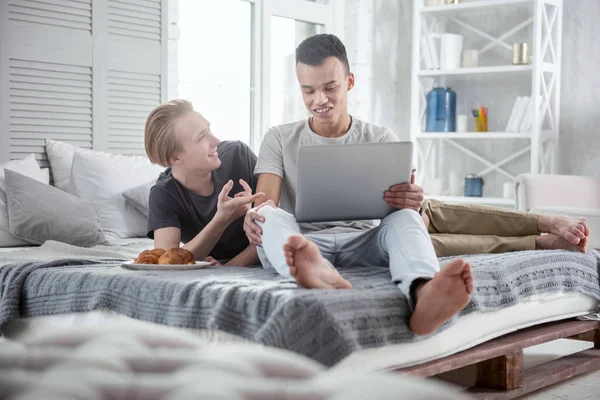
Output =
[{"x1": 295, "y1": 141, "x2": 414, "y2": 223}]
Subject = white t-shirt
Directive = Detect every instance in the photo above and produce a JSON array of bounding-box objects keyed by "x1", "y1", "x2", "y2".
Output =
[{"x1": 254, "y1": 116, "x2": 399, "y2": 234}]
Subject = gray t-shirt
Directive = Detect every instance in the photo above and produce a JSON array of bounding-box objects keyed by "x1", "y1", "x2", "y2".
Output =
[{"x1": 255, "y1": 117, "x2": 399, "y2": 234}]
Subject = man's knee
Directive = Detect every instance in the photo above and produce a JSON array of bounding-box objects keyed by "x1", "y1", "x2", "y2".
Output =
[
  {"x1": 257, "y1": 204, "x2": 277, "y2": 218},
  {"x1": 381, "y1": 208, "x2": 422, "y2": 227},
  {"x1": 256, "y1": 205, "x2": 296, "y2": 226}
]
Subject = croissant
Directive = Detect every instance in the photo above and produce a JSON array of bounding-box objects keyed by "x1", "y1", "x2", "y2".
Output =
[
  {"x1": 134, "y1": 248, "x2": 166, "y2": 264},
  {"x1": 158, "y1": 248, "x2": 196, "y2": 265}
]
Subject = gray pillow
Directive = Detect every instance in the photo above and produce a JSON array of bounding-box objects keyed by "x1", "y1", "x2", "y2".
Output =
[
  {"x1": 5, "y1": 170, "x2": 107, "y2": 247},
  {"x1": 122, "y1": 181, "x2": 154, "y2": 218}
]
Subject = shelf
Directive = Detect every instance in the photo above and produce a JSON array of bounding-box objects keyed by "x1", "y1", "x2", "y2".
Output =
[
  {"x1": 418, "y1": 65, "x2": 532, "y2": 77},
  {"x1": 416, "y1": 132, "x2": 532, "y2": 139},
  {"x1": 411, "y1": 0, "x2": 562, "y2": 192},
  {"x1": 426, "y1": 195, "x2": 515, "y2": 207},
  {"x1": 420, "y1": 0, "x2": 533, "y2": 16}
]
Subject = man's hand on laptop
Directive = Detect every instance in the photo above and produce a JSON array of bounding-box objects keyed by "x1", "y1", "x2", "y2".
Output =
[
  {"x1": 383, "y1": 170, "x2": 424, "y2": 212},
  {"x1": 244, "y1": 200, "x2": 276, "y2": 246}
]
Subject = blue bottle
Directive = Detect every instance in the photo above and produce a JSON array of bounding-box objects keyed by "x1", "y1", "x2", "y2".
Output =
[{"x1": 425, "y1": 87, "x2": 457, "y2": 132}]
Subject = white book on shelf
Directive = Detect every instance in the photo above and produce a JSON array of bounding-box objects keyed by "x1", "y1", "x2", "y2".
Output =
[
  {"x1": 518, "y1": 95, "x2": 540, "y2": 133},
  {"x1": 505, "y1": 96, "x2": 522, "y2": 132},
  {"x1": 420, "y1": 35, "x2": 433, "y2": 70},
  {"x1": 510, "y1": 96, "x2": 530, "y2": 132}
]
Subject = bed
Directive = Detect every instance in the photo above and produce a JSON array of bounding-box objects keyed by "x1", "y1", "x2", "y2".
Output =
[
  {"x1": 1, "y1": 143, "x2": 599, "y2": 398},
  {"x1": 1, "y1": 238, "x2": 598, "y2": 396}
]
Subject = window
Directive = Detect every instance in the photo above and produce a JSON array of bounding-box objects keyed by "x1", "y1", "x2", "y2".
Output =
[
  {"x1": 177, "y1": 0, "x2": 252, "y2": 145},
  {"x1": 269, "y1": 17, "x2": 324, "y2": 127},
  {"x1": 177, "y1": 0, "x2": 339, "y2": 150}
]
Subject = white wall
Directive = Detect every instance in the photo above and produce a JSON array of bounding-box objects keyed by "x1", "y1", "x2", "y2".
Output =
[
  {"x1": 559, "y1": 0, "x2": 600, "y2": 179},
  {"x1": 344, "y1": 0, "x2": 412, "y2": 138}
]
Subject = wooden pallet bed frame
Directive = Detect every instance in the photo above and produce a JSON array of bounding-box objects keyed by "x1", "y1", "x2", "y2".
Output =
[{"x1": 396, "y1": 319, "x2": 600, "y2": 399}]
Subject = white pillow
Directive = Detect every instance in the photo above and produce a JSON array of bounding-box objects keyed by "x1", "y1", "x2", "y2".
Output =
[
  {"x1": 70, "y1": 150, "x2": 164, "y2": 240},
  {"x1": 0, "y1": 154, "x2": 48, "y2": 247},
  {"x1": 45, "y1": 139, "x2": 94, "y2": 193},
  {"x1": 40, "y1": 167, "x2": 50, "y2": 185},
  {"x1": 122, "y1": 181, "x2": 154, "y2": 218}
]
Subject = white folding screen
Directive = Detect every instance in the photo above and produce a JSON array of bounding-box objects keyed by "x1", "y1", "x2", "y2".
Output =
[
  {"x1": 9, "y1": 59, "x2": 94, "y2": 166},
  {"x1": 107, "y1": 69, "x2": 161, "y2": 155},
  {"x1": 0, "y1": 0, "x2": 168, "y2": 164},
  {"x1": 106, "y1": 0, "x2": 164, "y2": 155}
]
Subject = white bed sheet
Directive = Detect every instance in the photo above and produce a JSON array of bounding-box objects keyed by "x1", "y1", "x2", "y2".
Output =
[{"x1": 3, "y1": 292, "x2": 597, "y2": 373}]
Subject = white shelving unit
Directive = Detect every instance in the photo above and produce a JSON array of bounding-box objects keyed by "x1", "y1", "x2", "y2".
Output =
[{"x1": 410, "y1": 0, "x2": 563, "y2": 208}]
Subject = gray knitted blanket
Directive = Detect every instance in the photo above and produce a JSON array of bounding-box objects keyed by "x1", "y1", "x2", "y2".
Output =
[{"x1": 1, "y1": 241, "x2": 599, "y2": 366}]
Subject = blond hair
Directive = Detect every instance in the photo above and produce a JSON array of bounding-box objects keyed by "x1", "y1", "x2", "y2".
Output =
[{"x1": 144, "y1": 99, "x2": 194, "y2": 166}]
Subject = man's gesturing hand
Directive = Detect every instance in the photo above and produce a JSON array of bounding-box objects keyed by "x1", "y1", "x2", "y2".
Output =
[{"x1": 215, "y1": 179, "x2": 264, "y2": 223}]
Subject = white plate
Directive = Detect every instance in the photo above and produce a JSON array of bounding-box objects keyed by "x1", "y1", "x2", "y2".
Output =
[{"x1": 121, "y1": 260, "x2": 212, "y2": 271}]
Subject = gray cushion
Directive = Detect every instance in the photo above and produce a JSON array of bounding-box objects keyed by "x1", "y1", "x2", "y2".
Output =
[
  {"x1": 5, "y1": 170, "x2": 107, "y2": 247},
  {"x1": 122, "y1": 181, "x2": 153, "y2": 218}
]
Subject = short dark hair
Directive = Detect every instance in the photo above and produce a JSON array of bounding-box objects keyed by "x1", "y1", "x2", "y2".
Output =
[{"x1": 295, "y1": 33, "x2": 350, "y2": 74}]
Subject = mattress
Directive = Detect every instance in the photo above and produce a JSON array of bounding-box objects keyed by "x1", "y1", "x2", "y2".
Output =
[{"x1": 4, "y1": 291, "x2": 596, "y2": 373}]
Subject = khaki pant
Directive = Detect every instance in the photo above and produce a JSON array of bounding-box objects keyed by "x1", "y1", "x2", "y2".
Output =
[{"x1": 423, "y1": 199, "x2": 539, "y2": 257}]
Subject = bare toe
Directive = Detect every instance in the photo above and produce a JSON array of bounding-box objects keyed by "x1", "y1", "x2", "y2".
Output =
[
  {"x1": 578, "y1": 237, "x2": 588, "y2": 253},
  {"x1": 287, "y1": 235, "x2": 307, "y2": 251},
  {"x1": 572, "y1": 225, "x2": 586, "y2": 240},
  {"x1": 564, "y1": 231, "x2": 581, "y2": 244}
]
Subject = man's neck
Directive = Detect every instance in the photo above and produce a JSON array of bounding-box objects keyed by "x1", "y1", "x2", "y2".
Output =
[
  {"x1": 309, "y1": 113, "x2": 352, "y2": 138},
  {"x1": 171, "y1": 166, "x2": 214, "y2": 196}
]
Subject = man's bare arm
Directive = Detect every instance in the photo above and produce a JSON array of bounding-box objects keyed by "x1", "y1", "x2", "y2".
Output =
[
  {"x1": 225, "y1": 244, "x2": 259, "y2": 266},
  {"x1": 254, "y1": 173, "x2": 283, "y2": 206}
]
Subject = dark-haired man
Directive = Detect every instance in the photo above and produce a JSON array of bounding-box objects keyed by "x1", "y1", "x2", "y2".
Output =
[{"x1": 243, "y1": 33, "x2": 474, "y2": 336}]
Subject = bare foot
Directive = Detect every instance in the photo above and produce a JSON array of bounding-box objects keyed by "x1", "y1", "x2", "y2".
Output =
[
  {"x1": 409, "y1": 259, "x2": 473, "y2": 335},
  {"x1": 536, "y1": 233, "x2": 587, "y2": 253},
  {"x1": 283, "y1": 235, "x2": 352, "y2": 289},
  {"x1": 538, "y1": 215, "x2": 588, "y2": 245}
]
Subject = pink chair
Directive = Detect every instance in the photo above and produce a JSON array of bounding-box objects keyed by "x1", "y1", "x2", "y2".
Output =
[{"x1": 515, "y1": 173, "x2": 600, "y2": 249}]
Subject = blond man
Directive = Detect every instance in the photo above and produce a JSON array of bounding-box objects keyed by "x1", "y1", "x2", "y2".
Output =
[{"x1": 144, "y1": 99, "x2": 263, "y2": 265}]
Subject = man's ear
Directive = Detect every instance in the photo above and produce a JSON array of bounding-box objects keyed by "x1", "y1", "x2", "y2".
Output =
[
  {"x1": 347, "y1": 72, "x2": 355, "y2": 91},
  {"x1": 169, "y1": 152, "x2": 181, "y2": 165}
]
